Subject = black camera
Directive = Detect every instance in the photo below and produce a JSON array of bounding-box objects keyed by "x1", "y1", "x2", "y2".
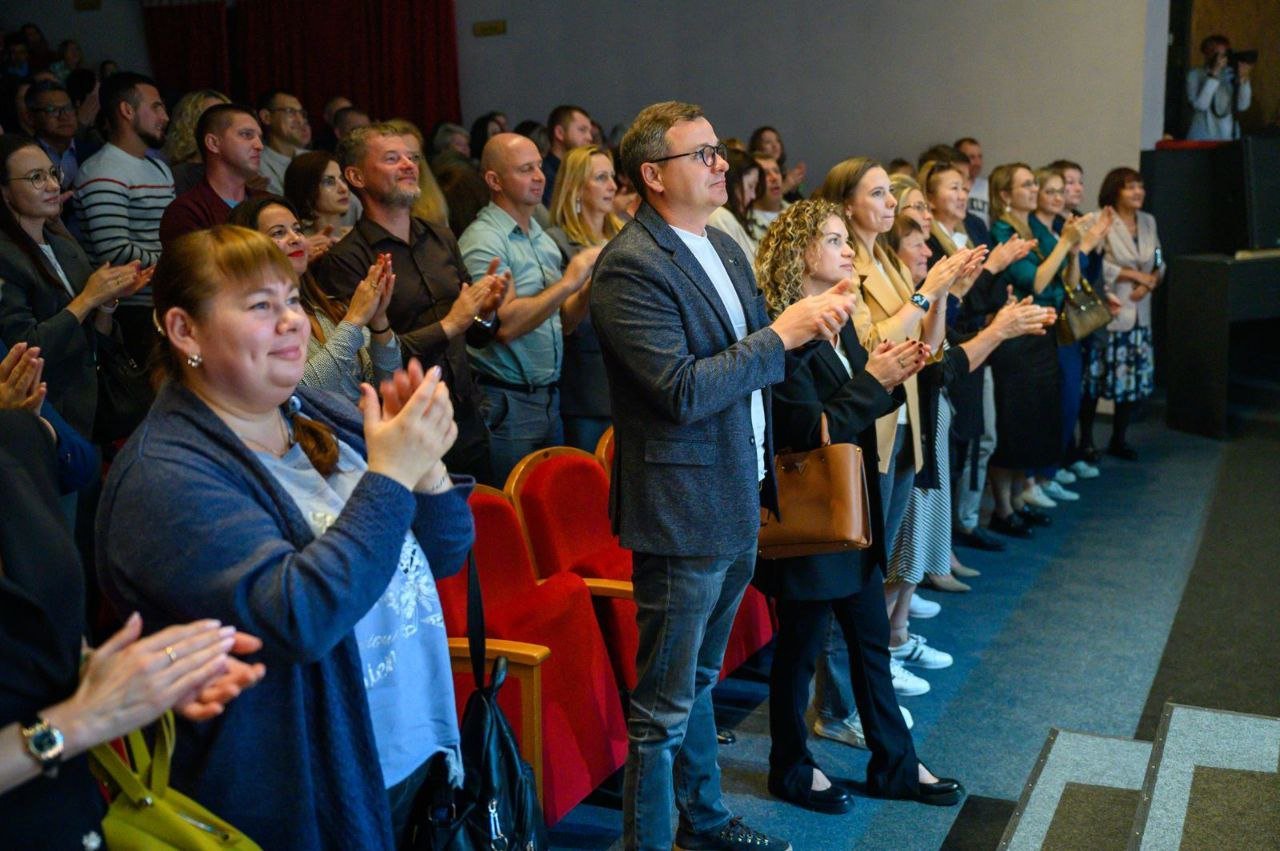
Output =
[{"x1": 1229, "y1": 49, "x2": 1258, "y2": 67}]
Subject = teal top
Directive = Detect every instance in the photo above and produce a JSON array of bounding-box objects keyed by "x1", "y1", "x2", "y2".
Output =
[
  {"x1": 992, "y1": 215, "x2": 1067, "y2": 310},
  {"x1": 459, "y1": 202, "x2": 565, "y2": 386}
]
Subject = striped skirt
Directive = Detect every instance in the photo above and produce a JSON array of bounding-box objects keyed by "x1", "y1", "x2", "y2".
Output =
[{"x1": 886, "y1": 392, "x2": 953, "y2": 585}]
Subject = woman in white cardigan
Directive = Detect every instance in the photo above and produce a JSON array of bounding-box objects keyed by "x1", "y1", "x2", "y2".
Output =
[{"x1": 1084, "y1": 168, "x2": 1164, "y2": 460}]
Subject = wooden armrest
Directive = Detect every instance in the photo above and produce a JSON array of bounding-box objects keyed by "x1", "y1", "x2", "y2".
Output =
[
  {"x1": 446, "y1": 637, "x2": 546, "y2": 805},
  {"x1": 447, "y1": 637, "x2": 549, "y2": 667},
  {"x1": 582, "y1": 577, "x2": 635, "y2": 600}
]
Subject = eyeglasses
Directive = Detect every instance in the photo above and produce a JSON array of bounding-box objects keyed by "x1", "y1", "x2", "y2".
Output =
[
  {"x1": 649, "y1": 142, "x2": 728, "y2": 169},
  {"x1": 901, "y1": 202, "x2": 930, "y2": 214},
  {"x1": 3, "y1": 166, "x2": 63, "y2": 188},
  {"x1": 271, "y1": 106, "x2": 308, "y2": 120},
  {"x1": 33, "y1": 104, "x2": 75, "y2": 118}
]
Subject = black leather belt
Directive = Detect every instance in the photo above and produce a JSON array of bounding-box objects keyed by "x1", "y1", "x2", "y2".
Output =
[{"x1": 475, "y1": 374, "x2": 558, "y2": 394}]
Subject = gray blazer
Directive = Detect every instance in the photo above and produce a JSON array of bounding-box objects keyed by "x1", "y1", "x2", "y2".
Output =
[
  {"x1": 0, "y1": 229, "x2": 98, "y2": 435},
  {"x1": 591, "y1": 202, "x2": 785, "y2": 557},
  {"x1": 1101, "y1": 211, "x2": 1164, "y2": 333}
]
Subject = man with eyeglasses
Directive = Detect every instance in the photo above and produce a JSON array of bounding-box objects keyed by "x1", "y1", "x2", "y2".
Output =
[
  {"x1": 591, "y1": 101, "x2": 856, "y2": 851},
  {"x1": 159, "y1": 104, "x2": 265, "y2": 247},
  {"x1": 256, "y1": 90, "x2": 311, "y2": 195},
  {"x1": 27, "y1": 81, "x2": 80, "y2": 192},
  {"x1": 458, "y1": 132, "x2": 601, "y2": 483},
  {"x1": 315, "y1": 123, "x2": 508, "y2": 484}
]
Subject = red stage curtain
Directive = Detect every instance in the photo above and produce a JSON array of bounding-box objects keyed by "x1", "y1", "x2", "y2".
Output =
[
  {"x1": 141, "y1": 0, "x2": 231, "y2": 98},
  {"x1": 230, "y1": 0, "x2": 461, "y2": 130},
  {"x1": 141, "y1": 0, "x2": 461, "y2": 130}
]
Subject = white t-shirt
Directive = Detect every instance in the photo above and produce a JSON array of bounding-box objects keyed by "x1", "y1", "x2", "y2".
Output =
[{"x1": 671, "y1": 225, "x2": 767, "y2": 482}]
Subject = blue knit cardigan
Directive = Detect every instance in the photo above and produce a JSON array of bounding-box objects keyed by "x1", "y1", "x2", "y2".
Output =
[{"x1": 95, "y1": 381, "x2": 474, "y2": 850}]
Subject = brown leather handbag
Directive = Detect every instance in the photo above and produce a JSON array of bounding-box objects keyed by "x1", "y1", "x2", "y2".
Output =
[
  {"x1": 758, "y1": 414, "x2": 872, "y2": 559},
  {"x1": 1056, "y1": 278, "x2": 1112, "y2": 344}
]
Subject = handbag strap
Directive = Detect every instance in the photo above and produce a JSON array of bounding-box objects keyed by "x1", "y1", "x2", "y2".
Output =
[
  {"x1": 819, "y1": 413, "x2": 831, "y2": 448},
  {"x1": 466, "y1": 550, "x2": 487, "y2": 692},
  {"x1": 90, "y1": 712, "x2": 175, "y2": 805}
]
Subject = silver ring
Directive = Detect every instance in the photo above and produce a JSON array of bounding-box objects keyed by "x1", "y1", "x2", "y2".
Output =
[{"x1": 164, "y1": 645, "x2": 178, "y2": 666}]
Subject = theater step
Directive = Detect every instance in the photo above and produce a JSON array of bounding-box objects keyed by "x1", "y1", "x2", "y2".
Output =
[
  {"x1": 999, "y1": 729, "x2": 1151, "y2": 850},
  {"x1": 1130, "y1": 703, "x2": 1280, "y2": 850}
]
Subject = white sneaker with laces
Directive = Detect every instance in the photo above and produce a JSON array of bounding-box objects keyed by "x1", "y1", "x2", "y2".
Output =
[
  {"x1": 1021, "y1": 483, "x2": 1057, "y2": 508},
  {"x1": 1070, "y1": 460, "x2": 1101, "y2": 479},
  {"x1": 1053, "y1": 468, "x2": 1077, "y2": 484},
  {"x1": 908, "y1": 593, "x2": 941, "y2": 619},
  {"x1": 890, "y1": 659, "x2": 930, "y2": 696},
  {"x1": 891, "y1": 633, "x2": 954, "y2": 669},
  {"x1": 814, "y1": 707, "x2": 915, "y2": 750},
  {"x1": 1042, "y1": 480, "x2": 1080, "y2": 501}
]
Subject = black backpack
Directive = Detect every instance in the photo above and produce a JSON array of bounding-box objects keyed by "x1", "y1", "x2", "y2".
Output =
[{"x1": 407, "y1": 552, "x2": 548, "y2": 851}]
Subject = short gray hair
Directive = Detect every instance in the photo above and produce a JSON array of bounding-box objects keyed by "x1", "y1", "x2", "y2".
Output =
[
  {"x1": 620, "y1": 101, "x2": 704, "y2": 202},
  {"x1": 335, "y1": 122, "x2": 405, "y2": 170}
]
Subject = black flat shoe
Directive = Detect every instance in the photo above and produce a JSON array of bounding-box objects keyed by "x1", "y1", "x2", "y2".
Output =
[
  {"x1": 953, "y1": 527, "x2": 1007, "y2": 552},
  {"x1": 767, "y1": 777, "x2": 853, "y2": 815},
  {"x1": 902, "y1": 777, "x2": 965, "y2": 807},
  {"x1": 1018, "y1": 506, "x2": 1052, "y2": 527},
  {"x1": 1107, "y1": 443, "x2": 1138, "y2": 461},
  {"x1": 988, "y1": 512, "x2": 1032, "y2": 538},
  {"x1": 1080, "y1": 445, "x2": 1101, "y2": 464}
]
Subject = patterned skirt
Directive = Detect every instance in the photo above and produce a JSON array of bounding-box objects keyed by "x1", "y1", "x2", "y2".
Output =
[
  {"x1": 887, "y1": 393, "x2": 952, "y2": 585},
  {"x1": 1085, "y1": 325, "x2": 1154, "y2": 403}
]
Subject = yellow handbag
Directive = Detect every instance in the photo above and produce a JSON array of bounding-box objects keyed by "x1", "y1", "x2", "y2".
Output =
[{"x1": 90, "y1": 712, "x2": 262, "y2": 850}]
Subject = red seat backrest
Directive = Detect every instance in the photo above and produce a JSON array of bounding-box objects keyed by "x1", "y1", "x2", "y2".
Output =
[
  {"x1": 437, "y1": 485, "x2": 540, "y2": 635},
  {"x1": 514, "y1": 452, "x2": 619, "y2": 579}
]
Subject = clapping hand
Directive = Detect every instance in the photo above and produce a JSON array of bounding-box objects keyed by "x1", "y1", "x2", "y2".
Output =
[
  {"x1": 0, "y1": 342, "x2": 46, "y2": 413},
  {"x1": 345, "y1": 253, "x2": 395, "y2": 328},
  {"x1": 771, "y1": 279, "x2": 858, "y2": 348},
  {"x1": 865, "y1": 339, "x2": 928, "y2": 390},
  {"x1": 175, "y1": 631, "x2": 267, "y2": 722},
  {"x1": 306, "y1": 225, "x2": 337, "y2": 261},
  {"x1": 1079, "y1": 206, "x2": 1115, "y2": 254},
  {"x1": 362, "y1": 360, "x2": 458, "y2": 492}
]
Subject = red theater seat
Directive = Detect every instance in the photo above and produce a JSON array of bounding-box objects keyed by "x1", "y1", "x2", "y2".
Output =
[{"x1": 436, "y1": 486, "x2": 628, "y2": 825}]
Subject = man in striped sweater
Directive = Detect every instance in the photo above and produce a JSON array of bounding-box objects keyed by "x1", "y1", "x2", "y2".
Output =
[{"x1": 73, "y1": 71, "x2": 174, "y2": 361}]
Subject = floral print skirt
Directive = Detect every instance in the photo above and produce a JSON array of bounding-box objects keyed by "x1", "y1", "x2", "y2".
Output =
[{"x1": 1086, "y1": 325, "x2": 1154, "y2": 402}]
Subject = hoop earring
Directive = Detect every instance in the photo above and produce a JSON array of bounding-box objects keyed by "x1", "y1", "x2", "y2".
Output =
[{"x1": 187, "y1": 353, "x2": 203, "y2": 368}]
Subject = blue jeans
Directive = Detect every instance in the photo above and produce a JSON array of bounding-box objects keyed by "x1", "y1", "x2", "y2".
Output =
[
  {"x1": 815, "y1": 423, "x2": 914, "y2": 722},
  {"x1": 563, "y1": 415, "x2": 611, "y2": 454},
  {"x1": 623, "y1": 547, "x2": 754, "y2": 850},
  {"x1": 478, "y1": 384, "x2": 563, "y2": 485}
]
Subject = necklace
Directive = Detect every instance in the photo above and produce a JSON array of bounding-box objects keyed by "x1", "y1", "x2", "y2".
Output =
[{"x1": 236, "y1": 411, "x2": 292, "y2": 457}]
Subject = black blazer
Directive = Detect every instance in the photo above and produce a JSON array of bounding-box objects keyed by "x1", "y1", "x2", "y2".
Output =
[
  {"x1": 591, "y1": 203, "x2": 785, "y2": 557},
  {"x1": 0, "y1": 229, "x2": 99, "y2": 436},
  {"x1": 753, "y1": 324, "x2": 902, "y2": 601},
  {"x1": 0, "y1": 411, "x2": 106, "y2": 843}
]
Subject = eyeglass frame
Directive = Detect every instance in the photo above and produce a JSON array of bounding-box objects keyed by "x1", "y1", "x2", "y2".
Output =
[
  {"x1": 2, "y1": 166, "x2": 64, "y2": 189},
  {"x1": 31, "y1": 104, "x2": 76, "y2": 118},
  {"x1": 647, "y1": 142, "x2": 729, "y2": 169},
  {"x1": 269, "y1": 106, "x2": 309, "y2": 120}
]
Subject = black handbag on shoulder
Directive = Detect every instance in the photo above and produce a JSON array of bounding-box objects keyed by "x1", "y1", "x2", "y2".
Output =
[
  {"x1": 93, "y1": 330, "x2": 154, "y2": 444},
  {"x1": 406, "y1": 552, "x2": 548, "y2": 851}
]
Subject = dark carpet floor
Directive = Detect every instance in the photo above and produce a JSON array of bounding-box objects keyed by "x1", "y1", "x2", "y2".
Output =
[{"x1": 547, "y1": 405, "x2": 1272, "y2": 850}]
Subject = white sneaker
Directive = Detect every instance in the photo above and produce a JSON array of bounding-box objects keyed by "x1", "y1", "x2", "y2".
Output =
[
  {"x1": 1053, "y1": 468, "x2": 1077, "y2": 484},
  {"x1": 1042, "y1": 480, "x2": 1080, "y2": 501},
  {"x1": 890, "y1": 659, "x2": 930, "y2": 696},
  {"x1": 1021, "y1": 483, "x2": 1057, "y2": 508},
  {"x1": 1070, "y1": 460, "x2": 1101, "y2": 479},
  {"x1": 814, "y1": 706, "x2": 914, "y2": 750},
  {"x1": 908, "y1": 593, "x2": 941, "y2": 619},
  {"x1": 891, "y1": 633, "x2": 954, "y2": 669}
]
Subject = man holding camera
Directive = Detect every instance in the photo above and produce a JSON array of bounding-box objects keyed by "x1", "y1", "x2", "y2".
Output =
[{"x1": 1187, "y1": 34, "x2": 1254, "y2": 141}]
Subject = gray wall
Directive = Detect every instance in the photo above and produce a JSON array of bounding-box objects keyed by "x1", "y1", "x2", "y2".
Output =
[
  {"x1": 457, "y1": 0, "x2": 1170, "y2": 200},
  {"x1": 2, "y1": 0, "x2": 150, "y2": 77}
]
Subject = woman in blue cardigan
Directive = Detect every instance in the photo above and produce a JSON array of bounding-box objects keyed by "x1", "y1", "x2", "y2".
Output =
[{"x1": 96, "y1": 226, "x2": 475, "y2": 849}]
